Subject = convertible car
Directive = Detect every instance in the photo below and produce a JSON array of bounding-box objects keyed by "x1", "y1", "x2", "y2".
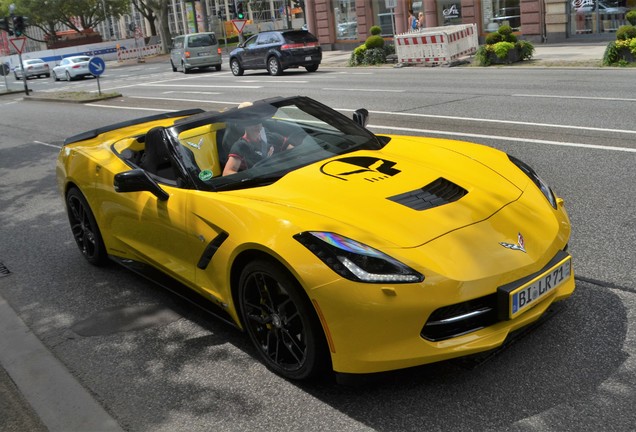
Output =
[{"x1": 57, "y1": 96, "x2": 575, "y2": 380}]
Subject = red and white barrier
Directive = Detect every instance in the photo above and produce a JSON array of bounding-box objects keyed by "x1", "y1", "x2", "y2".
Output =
[
  {"x1": 395, "y1": 24, "x2": 478, "y2": 66},
  {"x1": 117, "y1": 44, "x2": 162, "y2": 62}
]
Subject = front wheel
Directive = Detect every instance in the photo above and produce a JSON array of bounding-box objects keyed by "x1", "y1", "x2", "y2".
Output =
[
  {"x1": 52, "y1": 71, "x2": 59, "y2": 81},
  {"x1": 267, "y1": 56, "x2": 282, "y2": 76},
  {"x1": 66, "y1": 188, "x2": 108, "y2": 266},
  {"x1": 238, "y1": 259, "x2": 329, "y2": 380},
  {"x1": 230, "y1": 58, "x2": 244, "y2": 76}
]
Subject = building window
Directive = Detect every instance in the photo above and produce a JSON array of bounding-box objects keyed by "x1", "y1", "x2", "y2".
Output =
[
  {"x1": 570, "y1": 0, "x2": 629, "y2": 35},
  {"x1": 333, "y1": 0, "x2": 358, "y2": 40},
  {"x1": 482, "y1": 0, "x2": 521, "y2": 33}
]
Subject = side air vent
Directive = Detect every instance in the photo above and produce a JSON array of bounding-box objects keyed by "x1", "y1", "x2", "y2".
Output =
[{"x1": 388, "y1": 177, "x2": 467, "y2": 211}]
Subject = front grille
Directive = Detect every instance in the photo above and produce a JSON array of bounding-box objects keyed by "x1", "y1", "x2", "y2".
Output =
[
  {"x1": 388, "y1": 177, "x2": 467, "y2": 211},
  {"x1": 421, "y1": 294, "x2": 498, "y2": 341}
]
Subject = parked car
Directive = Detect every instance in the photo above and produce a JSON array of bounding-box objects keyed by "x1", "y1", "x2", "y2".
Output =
[
  {"x1": 56, "y1": 95, "x2": 575, "y2": 380},
  {"x1": 14, "y1": 59, "x2": 50, "y2": 80},
  {"x1": 52, "y1": 56, "x2": 93, "y2": 81},
  {"x1": 170, "y1": 32, "x2": 222, "y2": 73},
  {"x1": 229, "y1": 30, "x2": 322, "y2": 76}
]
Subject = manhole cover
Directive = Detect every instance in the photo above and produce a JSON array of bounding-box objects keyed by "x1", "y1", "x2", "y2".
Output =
[{"x1": 0, "y1": 262, "x2": 11, "y2": 278}]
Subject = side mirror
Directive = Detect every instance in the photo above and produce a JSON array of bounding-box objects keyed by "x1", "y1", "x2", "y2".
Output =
[
  {"x1": 353, "y1": 108, "x2": 369, "y2": 128},
  {"x1": 114, "y1": 169, "x2": 169, "y2": 201}
]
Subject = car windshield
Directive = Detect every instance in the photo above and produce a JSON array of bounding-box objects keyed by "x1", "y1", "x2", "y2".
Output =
[
  {"x1": 168, "y1": 96, "x2": 382, "y2": 191},
  {"x1": 73, "y1": 57, "x2": 90, "y2": 63},
  {"x1": 189, "y1": 34, "x2": 216, "y2": 46}
]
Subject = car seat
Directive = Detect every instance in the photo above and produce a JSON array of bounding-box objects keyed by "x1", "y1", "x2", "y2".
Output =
[{"x1": 140, "y1": 126, "x2": 177, "y2": 180}]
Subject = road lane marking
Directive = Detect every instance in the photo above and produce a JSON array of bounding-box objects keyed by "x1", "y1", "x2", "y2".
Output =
[
  {"x1": 338, "y1": 109, "x2": 636, "y2": 136},
  {"x1": 513, "y1": 94, "x2": 636, "y2": 103},
  {"x1": 140, "y1": 83, "x2": 263, "y2": 89},
  {"x1": 323, "y1": 87, "x2": 404, "y2": 93},
  {"x1": 369, "y1": 124, "x2": 636, "y2": 153}
]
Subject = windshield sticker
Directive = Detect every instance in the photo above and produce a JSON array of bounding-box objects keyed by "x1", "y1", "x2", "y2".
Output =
[{"x1": 199, "y1": 169, "x2": 213, "y2": 181}]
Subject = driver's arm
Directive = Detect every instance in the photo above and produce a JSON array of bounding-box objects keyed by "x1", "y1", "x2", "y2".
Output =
[{"x1": 223, "y1": 155, "x2": 242, "y2": 176}]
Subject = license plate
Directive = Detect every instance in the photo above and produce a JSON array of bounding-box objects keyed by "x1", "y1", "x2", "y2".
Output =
[
  {"x1": 509, "y1": 258, "x2": 571, "y2": 318},
  {"x1": 198, "y1": 52, "x2": 210, "y2": 56},
  {"x1": 305, "y1": 56, "x2": 312, "y2": 61}
]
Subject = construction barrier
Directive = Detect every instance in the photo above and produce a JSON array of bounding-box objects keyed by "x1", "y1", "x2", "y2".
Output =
[
  {"x1": 394, "y1": 24, "x2": 478, "y2": 66},
  {"x1": 117, "y1": 44, "x2": 162, "y2": 62}
]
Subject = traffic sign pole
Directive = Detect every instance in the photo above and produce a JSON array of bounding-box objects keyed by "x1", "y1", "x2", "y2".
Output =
[
  {"x1": 18, "y1": 53, "x2": 29, "y2": 95},
  {"x1": 88, "y1": 57, "x2": 106, "y2": 96},
  {"x1": 9, "y1": 38, "x2": 29, "y2": 96}
]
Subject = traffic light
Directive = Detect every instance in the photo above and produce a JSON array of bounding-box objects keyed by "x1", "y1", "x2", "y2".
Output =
[
  {"x1": 0, "y1": 17, "x2": 13, "y2": 35},
  {"x1": 237, "y1": 2, "x2": 245, "y2": 19},
  {"x1": 12, "y1": 15, "x2": 25, "y2": 36},
  {"x1": 229, "y1": 2, "x2": 236, "y2": 19}
]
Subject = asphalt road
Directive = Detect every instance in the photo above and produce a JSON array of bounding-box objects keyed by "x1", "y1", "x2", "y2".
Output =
[{"x1": 0, "y1": 59, "x2": 635, "y2": 431}]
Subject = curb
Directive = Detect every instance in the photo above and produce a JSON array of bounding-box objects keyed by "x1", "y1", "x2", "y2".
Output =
[{"x1": 0, "y1": 294, "x2": 123, "y2": 431}]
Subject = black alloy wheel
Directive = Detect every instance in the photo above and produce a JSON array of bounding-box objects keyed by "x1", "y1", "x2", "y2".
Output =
[
  {"x1": 66, "y1": 188, "x2": 108, "y2": 266},
  {"x1": 238, "y1": 259, "x2": 328, "y2": 380}
]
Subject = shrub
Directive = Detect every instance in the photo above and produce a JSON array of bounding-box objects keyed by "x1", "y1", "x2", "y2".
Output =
[
  {"x1": 349, "y1": 44, "x2": 368, "y2": 66},
  {"x1": 365, "y1": 34, "x2": 385, "y2": 49},
  {"x1": 363, "y1": 48, "x2": 386, "y2": 65},
  {"x1": 369, "y1": 25, "x2": 382, "y2": 36},
  {"x1": 626, "y1": 10, "x2": 636, "y2": 25},
  {"x1": 517, "y1": 40, "x2": 535, "y2": 60},
  {"x1": 616, "y1": 25, "x2": 636, "y2": 41},
  {"x1": 493, "y1": 41, "x2": 515, "y2": 59},
  {"x1": 497, "y1": 25, "x2": 513, "y2": 37},
  {"x1": 485, "y1": 32, "x2": 503, "y2": 44}
]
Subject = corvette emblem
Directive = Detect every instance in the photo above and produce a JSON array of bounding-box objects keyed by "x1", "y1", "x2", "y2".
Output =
[
  {"x1": 186, "y1": 138, "x2": 204, "y2": 150},
  {"x1": 500, "y1": 233, "x2": 527, "y2": 253}
]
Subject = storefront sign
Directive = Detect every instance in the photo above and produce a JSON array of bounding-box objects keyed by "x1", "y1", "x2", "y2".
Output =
[{"x1": 443, "y1": 4, "x2": 460, "y2": 19}]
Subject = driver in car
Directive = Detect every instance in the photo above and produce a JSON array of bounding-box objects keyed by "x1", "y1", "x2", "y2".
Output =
[{"x1": 222, "y1": 120, "x2": 290, "y2": 176}]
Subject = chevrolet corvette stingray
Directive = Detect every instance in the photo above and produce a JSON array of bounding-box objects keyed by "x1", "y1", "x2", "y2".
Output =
[{"x1": 56, "y1": 96, "x2": 575, "y2": 380}]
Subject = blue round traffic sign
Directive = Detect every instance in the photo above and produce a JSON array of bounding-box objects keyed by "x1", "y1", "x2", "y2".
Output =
[{"x1": 88, "y1": 56, "x2": 106, "y2": 76}]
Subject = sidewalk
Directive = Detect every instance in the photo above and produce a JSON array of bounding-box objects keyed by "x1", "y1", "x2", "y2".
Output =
[{"x1": 108, "y1": 41, "x2": 609, "y2": 69}]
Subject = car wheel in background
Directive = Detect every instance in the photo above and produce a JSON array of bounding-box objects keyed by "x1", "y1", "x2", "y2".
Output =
[
  {"x1": 52, "y1": 71, "x2": 59, "y2": 81},
  {"x1": 238, "y1": 259, "x2": 328, "y2": 380},
  {"x1": 65, "y1": 188, "x2": 108, "y2": 266},
  {"x1": 14, "y1": 72, "x2": 20, "y2": 80},
  {"x1": 170, "y1": 60, "x2": 177, "y2": 72},
  {"x1": 182, "y1": 61, "x2": 191, "y2": 74},
  {"x1": 65, "y1": 70, "x2": 72, "y2": 81},
  {"x1": 215, "y1": 64, "x2": 222, "y2": 71},
  {"x1": 230, "y1": 58, "x2": 244, "y2": 76},
  {"x1": 267, "y1": 56, "x2": 282, "y2": 76},
  {"x1": 305, "y1": 64, "x2": 319, "y2": 72}
]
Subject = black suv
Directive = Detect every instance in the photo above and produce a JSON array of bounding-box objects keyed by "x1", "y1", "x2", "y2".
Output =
[{"x1": 229, "y1": 30, "x2": 322, "y2": 76}]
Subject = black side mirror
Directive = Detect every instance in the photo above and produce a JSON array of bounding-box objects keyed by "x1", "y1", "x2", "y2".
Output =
[
  {"x1": 114, "y1": 169, "x2": 169, "y2": 201},
  {"x1": 353, "y1": 108, "x2": 369, "y2": 128}
]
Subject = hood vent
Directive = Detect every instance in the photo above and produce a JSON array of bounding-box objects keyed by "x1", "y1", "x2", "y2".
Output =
[{"x1": 388, "y1": 177, "x2": 467, "y2": 211}]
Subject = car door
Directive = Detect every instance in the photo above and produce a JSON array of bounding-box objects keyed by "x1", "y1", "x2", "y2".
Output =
[
  {"x1": 240, "y1": 35, "x2": 260, "y2": 68},
  {"x1": 253, "y1": 33, "x2": 280, "y2": 68}
]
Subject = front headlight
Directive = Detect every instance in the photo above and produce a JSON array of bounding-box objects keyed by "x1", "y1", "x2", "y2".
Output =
[
  {"x1": 294, "y1": 232, "x2": 424, "y2": 284},
  {"x1": 508, "y1": 155, "x2": 558, "y2": 209}
]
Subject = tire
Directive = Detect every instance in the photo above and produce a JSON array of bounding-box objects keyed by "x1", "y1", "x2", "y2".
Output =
[
  {"x1": 65, "y1": 70, "x2": 72, "y2": 81},
  {"x1": 215, "y1": 64, "x2": 222, "y2": 71},
  {"x1": 14, "y1": 73, "x2": 20, "y2": 80},
  {"x1": 305, "y1": 64, "x2": 319, "y2": 72},
  {"x1": 230, "y1": 58, "x2": 244, "y2": 76},
  {"x1": 267, "y1": 56, "x2": 282, "y2": 76},
  {"x1": 53, "y1": 71, "x2": 59, "y2": 81},
  {"x1": 45, "y1": 73, "x2": 50, "y2": 78},
  {"x1": 182, "y1": 61, "x2": 190, "y2": 74},
  {"x1": 65, "y1": 188, "x2": 108, "y2": 266},
  {"x1": 238, "y1": 259, "x2": 329, "y2": 380},
  {"x1": 170, "y1": 60, "x2": 177, "y2": 72}
]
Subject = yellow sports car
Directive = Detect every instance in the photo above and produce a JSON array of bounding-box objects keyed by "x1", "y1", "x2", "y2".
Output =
[{"x1": 56, "y1": 96, "x2": 575, "y2": 380}]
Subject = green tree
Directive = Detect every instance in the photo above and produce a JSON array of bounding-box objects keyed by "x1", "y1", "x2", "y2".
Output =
[{"x1": 131, "y1": 0, "x2": 158, "y2": 36}]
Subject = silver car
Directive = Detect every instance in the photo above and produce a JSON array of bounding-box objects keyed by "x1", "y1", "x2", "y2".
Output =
[
  {"x1": 14, "y1": 59, "x2": 50, "y2": 80},
  {"x1": 52, "y1": 56, "x2": 93, "y2": 81}
]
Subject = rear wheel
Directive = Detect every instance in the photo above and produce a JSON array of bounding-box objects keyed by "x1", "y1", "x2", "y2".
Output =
[
  {"x1": 267, "y1": 56, "x2": 282, "y2": 76},
  {"x1": 170, "y1": 60, "x2": 177, "y2": 72},
  {"x1": 230, "y1": 58, "x2": 244, "y2": 76},
  {"x1": 14, "y1": 72, "x2": 20, "y2": 80},
  {"x1": 65, "y1": 70, "x2": 72, "y2": 81},
  {"x1": 238, "y1": 259, "x2": 329, "y2": 380},
  {"x1": 215, "y1": 64, "x2": 222, "y2": 71},
  {"x1": 182, "y1": 61, "x2": 191, "y2": 74},
  {"x1": 65, "y1": 188, "x2": 108, "y2": 266},
  {"x1": 305, "y1": 64, "x2": 319, "y2": 72}
]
